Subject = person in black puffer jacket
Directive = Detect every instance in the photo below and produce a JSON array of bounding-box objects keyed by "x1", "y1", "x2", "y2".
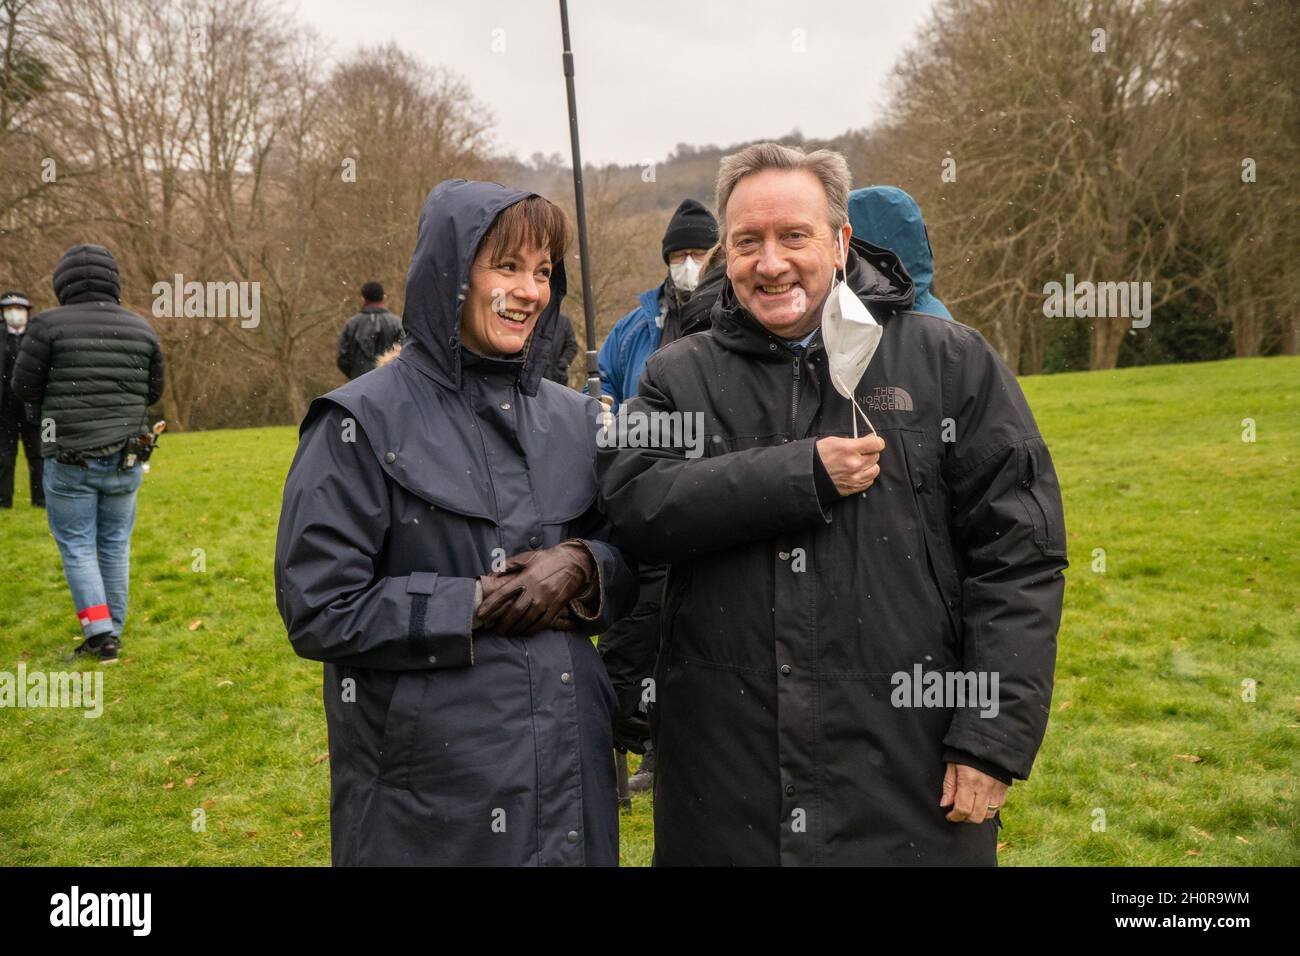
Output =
[{"x1": 11, "y1": 244, "x2": 164, "y2": 663}]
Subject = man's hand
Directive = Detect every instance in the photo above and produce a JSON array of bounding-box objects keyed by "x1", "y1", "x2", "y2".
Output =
[
  {"x1": 816, "y1": 434, "x2": 885, "y2": 496},
  {"x1": 939, "y1": 762, "x2": 1009, "y2": 824}
]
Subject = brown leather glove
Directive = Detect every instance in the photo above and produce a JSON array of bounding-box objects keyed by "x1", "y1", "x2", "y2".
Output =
[{"x1": 476, "y1": 540, "x2": 597, "y2": 636}]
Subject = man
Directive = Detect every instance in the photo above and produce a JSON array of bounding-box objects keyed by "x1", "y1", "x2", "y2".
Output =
[
  {"x1": 11, "y1": 245, "x2": 165, "y2": 663},
  {"x1": 336, "y1": 281, "x2": 403, "y2": 380},
  {"x1": 848, "y1": 185, "x2": 952, "y2": 320},
  {"x1": 593, "y1": 198, "x2": 719, "y2": 793},
  {"x1": 594, "y1": 199, "x2": 718, "y2": 412},
  {"x1": 598, "y1": 143, "x2": 1067, "y2": 865},
  {"x1": 1, "y1": 290, "x2": 44, "y2": 508},
  {"x1": 544, "y1": 311, "x2": 579, "y2": 385}
]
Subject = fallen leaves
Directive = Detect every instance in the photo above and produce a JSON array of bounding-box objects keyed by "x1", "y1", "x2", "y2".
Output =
[
  {"x1": 1173, "y1": 753, "x2": 1203, "y2": 763},
  {"x1": 188, "y1": 619, "x2": 203, "y2": 631}
]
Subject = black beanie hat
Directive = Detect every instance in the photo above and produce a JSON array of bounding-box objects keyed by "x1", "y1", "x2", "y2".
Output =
[
  {"x1": 661, "y1": 199, "x2": 719, "y2": 264},
  {"x1": 360, "y1": 281, "x2": 384, "y2": 302}
]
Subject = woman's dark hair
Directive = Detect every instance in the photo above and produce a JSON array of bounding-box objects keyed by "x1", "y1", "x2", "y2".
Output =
[{"x1": 479, "y1": 195, "x2": 572, "y2": 268}]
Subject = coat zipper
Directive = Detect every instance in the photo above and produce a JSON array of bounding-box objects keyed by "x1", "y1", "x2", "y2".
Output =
[{"x1": 790, "y1": 350, "x2": 802, "y2": 437}]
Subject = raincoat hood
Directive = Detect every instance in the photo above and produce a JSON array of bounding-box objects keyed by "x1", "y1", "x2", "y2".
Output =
[
  {"x1": 400, "y1": 178, "x2": 568, "y2": 397},
  {"x1": 848, "y1": 186, "x2": 952, "y2": 321}
]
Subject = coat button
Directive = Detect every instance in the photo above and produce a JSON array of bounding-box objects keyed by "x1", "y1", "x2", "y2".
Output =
[
  {"x1": 778, "y1": 551, "x2": 790, "y2": 561},
  {"x1": 561, "y1": 672, "x2": 572, "y2": 684},
  {"x1": 528, "y1": 535, "x2": 541, "y2": 549},
  {"x1": 500, "y1": 402, "x2": 511, "y2": 410},
  {"x1": 384, "y1": 452, "x2": 396, "y2": 463},
  {"x1": 428, "y1": 655, "x2": 437, "y2": 665},
  {"x1": 913, "y1": 479, "x2": 925, "y2": 493},
  {"x1": 780, "y1": 664, "x2": 792, "y2": 676},
  {"x1": 768, "y1": 342, "x2": 777, "y2": 351},
  {"x1": 784, "y1": 784, "x2": 795, "y2": 797},
  {"x1": 566, "y1": 830, "x2": 579, "y2": 844}
]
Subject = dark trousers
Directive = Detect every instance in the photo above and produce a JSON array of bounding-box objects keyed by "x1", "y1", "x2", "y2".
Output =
[{"x1": 0, "y1": 408, "x2": 43, "y2": 507}]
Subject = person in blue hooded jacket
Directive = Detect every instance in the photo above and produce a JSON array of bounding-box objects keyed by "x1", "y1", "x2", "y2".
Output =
[
  {"x1": 593, "y1": 199, "x2": 719, "y2": 411},
  {"x1": 848, "y1": 186, "x2": 953, "y2": 321},
  {"x1": 275, "y1": 180, "x2": 637, "y2": 866}
]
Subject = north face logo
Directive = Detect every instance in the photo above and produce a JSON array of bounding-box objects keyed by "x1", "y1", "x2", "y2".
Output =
[{"x1": 863, "y1": 386, "x2": 914, "y2": 412}]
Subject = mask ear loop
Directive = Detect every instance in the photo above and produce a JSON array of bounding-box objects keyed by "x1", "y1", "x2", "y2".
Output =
[{"x1": 833, "y1": 230, "x2": 876, "y2": 439}]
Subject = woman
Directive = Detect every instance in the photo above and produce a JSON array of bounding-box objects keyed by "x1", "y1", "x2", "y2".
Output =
[{"x1": 275, "y1": 179, "x2": 636, "y2": 866}]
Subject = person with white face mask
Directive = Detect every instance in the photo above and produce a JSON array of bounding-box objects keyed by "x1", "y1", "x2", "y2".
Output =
[
  {"x1": 598, "y1": 142, "x2": 1067, "y2": 866},
  {"x1": 0, "y1": 291, "x2": 44, "y2": 509}
]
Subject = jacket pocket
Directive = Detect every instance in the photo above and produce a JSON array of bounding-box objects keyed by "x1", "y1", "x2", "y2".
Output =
[
  {"x1": 898, "y1": 430, "x2": 962, "y2": 652},
  {"x1": 659, "y1": 564, "x2": 690, "y2": 658},
  {"x1": 375, "y1": 671, "x2": 428, "y2": 790},
  {"x1": 1014, "y1": 440, "x2": 1068, "y2": 559}
]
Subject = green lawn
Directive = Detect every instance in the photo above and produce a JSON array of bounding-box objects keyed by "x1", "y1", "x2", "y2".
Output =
[{"x1": 1, "y1": 356, "x2": 1297, "y2": 866}]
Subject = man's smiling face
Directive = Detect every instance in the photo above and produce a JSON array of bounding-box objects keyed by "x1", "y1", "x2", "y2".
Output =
[{"x1": 724, "y1": 168, "x2": 846, "y2": 339}]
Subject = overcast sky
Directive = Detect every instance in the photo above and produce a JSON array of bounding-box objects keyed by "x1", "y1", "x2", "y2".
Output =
[{"x1": 295, "y1": 0, "x2": 937, "y2": 166}]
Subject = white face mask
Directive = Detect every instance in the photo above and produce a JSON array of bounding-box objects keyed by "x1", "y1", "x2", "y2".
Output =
[
  {"x1": 669, "y1": 254, "x2": 701, "y2": 293},
  {"x1": 820, "y1": 231, "x2": 881, "y2": 436},
  {"x1": 3, "y1": 307, "x2": 27, "y2": 332}
]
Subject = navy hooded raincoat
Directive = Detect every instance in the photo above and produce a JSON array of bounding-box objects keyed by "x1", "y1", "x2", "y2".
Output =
[
  {"x1": 275, "y1": 179, "x2": 636, "y2": 866},
  {"x1": 848, "y1": 186, "x2": 953, "y2": 321}
]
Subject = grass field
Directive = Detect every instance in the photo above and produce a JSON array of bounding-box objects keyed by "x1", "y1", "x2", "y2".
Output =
[{"x1": 1, "y1": 356, "x2": 1297, "y2": 866}]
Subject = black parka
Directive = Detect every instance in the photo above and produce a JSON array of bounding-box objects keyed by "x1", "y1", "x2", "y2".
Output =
[
  {"x1": 597, "y1": 237, "x2": 1068, "y2": 865},
  {"x1": 10, "y1": 245, "x2": 164, "y2": 456},
  {"x1": 275, "y1": 179, "x2": 637, "y2": 866},
  {"x1": 336, "y1": 305, "x2": 404, "y2": 380}
]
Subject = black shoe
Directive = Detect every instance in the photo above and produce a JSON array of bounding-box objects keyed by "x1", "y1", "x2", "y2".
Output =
[
  {"x1": 70, "y1": 636, "x2": 120, "y2": 663},
  {"x1": 628, "y1": 749, "x2": 655, "y2": 793}
]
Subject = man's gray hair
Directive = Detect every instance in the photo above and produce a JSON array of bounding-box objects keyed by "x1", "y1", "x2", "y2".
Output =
[{"x1": 715, "y1": 142, "x2": 852, "y2": 241}]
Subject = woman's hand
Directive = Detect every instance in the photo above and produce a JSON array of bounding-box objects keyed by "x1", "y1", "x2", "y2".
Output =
[{"x1": 475, "y1": 541, "x2": 595, "y2": 635}]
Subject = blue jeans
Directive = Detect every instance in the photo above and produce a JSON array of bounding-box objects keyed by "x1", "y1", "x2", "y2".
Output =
[{"x1": 43, "y1": 456, "x2": 143, "y2": 640}]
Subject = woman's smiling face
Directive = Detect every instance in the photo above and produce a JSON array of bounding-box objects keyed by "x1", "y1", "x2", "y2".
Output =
[{"x1": 461, "y1": 240, "x2": 554, "y2": 358}]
